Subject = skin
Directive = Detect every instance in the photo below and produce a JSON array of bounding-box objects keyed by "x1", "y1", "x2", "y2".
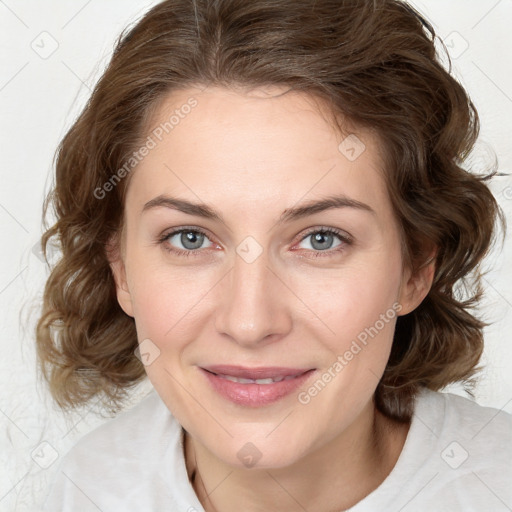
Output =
[{"x1": 109, "y1": 85, "x2": 435, "y2": 512}]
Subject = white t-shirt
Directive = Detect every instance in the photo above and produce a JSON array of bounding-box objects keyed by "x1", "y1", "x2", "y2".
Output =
[{"x1": 42, "y1": 388, "x2": 512, "y2": 512}]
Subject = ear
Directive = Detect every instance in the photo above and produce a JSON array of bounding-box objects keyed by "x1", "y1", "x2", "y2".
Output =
[
  {"x1": 106, "y1": 233, "x2": 134, "y2": 318},
  {"x1": 397, "y1": 248, "x2": 437, "y2": 316}
]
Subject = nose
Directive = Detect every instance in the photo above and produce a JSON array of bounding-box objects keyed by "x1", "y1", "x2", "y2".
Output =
[{"x1": 214, "y1": 247, "x2": 292, "y2": 348}]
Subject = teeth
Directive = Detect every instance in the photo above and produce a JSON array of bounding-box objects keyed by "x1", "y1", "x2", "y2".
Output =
[{"x1": 216, "y1": 373, "x2": 298, "y2": 384}]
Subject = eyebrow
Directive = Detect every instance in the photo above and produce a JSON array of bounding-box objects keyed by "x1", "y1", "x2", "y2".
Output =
[{"x1": 141, "y1": 194, "x2": 376, "y2": 224}]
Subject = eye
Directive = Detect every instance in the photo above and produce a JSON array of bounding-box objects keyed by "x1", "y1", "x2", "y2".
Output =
[
  {"x1": 158, "y1": 227, "x2": 215, "y2": 256},
  {"x1": 157, "y1": 226, "x2": 352, "y2": 258},
  {"x1": 294, "y1": 227, "x2": 352, "y2": 257}
]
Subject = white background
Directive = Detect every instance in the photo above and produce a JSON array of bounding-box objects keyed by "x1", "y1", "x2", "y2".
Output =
[{"x1": 0, "y1": 1, "x2": 511, "y2": 510}]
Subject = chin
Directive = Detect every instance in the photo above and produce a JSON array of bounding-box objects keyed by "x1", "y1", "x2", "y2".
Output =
[{"x1": 204, "y1": 434, "x2": 308, "y2": 471}]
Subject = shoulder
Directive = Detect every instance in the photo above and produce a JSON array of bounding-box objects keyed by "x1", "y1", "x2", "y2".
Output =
[
  {"x1": 419, "y1": 388, "x2": 512, "y2": 448},
  {"x1": 62, "y1": 389, "x2": 174, "y2": 461},
  {"x1": 417, "y1": 388, "x2": 512, "y2": 464},
  {"x1": 42, "y1": 390, "x2": 200, "y2": 511},
  {"x1": 413, "y1": 389, "x2": 512, "y2": 509}
]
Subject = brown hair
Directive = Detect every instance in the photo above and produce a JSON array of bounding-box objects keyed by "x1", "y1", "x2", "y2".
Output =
[{"x1": 36, "y1": 0, "x2": 506, "y2": 420}]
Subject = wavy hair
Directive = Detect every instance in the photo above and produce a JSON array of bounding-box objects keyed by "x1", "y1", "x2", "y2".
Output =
[{"x1": 36, "y1": 0, "x2": 506, "y2": 420}]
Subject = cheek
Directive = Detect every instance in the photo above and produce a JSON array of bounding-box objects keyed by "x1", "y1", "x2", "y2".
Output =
[
  {"x1": 293, "y1": 252, "x2": 402, "y2": 344},
  {"x1": 291, "y1": 263, "x2": 403, "y2": 428},
  {"x1": 332, "y1": 262, "x2": 403, "y2": 384},
  {"x1": 344, "y1": 270, "x2": 401, "y2": 339},
  {"x1": 127, "y1": 259, "x2": 216, "y2": 346}
]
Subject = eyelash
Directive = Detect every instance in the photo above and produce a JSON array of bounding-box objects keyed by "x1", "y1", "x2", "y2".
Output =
[
  {"x1": 157, "y1": 226, "x2": 353, "y2": 259},
  {"x1": 157, "y1": 227, "x2": 212, "y2": 258}
]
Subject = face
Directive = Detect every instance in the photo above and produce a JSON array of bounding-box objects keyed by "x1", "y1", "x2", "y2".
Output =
[{"x1": 110, "y1": 85, "x2": 432, "y2": 469}]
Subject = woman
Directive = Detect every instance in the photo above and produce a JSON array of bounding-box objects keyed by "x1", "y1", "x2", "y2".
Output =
[{"x1": 37, "y1": 0, "x2": 511, "y2": 510}]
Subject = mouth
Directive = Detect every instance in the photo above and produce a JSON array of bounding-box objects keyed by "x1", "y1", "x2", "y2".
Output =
[{"x1": 199, "y1": 365, "x2": 317, "y2": 406}]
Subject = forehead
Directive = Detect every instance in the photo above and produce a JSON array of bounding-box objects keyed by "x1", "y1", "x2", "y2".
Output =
[{"x1": 125, "y1": 85, "x2": 390, "y2": 220}]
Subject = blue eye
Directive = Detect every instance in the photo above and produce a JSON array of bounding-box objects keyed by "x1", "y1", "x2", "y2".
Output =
[
  {"x1": 300, "y1": 230, "x2": 341, "y2": 251},
  {"x1": 295, "y1": 228, "x2": 352, "y2": 257},
  {"x1": 158, "y1": 226, "x2": 352, "y2": 258},
  {"x1": 159, "y1": 228, "x2": 213, "y2": 256}
]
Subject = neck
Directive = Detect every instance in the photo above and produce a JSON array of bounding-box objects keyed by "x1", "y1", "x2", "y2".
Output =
[{"x1": 183, "y1": 401, "x2": 409, "y2": 512}]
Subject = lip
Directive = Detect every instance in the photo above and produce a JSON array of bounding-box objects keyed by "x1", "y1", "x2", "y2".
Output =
[
  {"x1": 202, "y1": 365, "x2": 313, "y2": 379},
  {"x1": 200, "y1": 366, "x2": 316, "y2": 407}
]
